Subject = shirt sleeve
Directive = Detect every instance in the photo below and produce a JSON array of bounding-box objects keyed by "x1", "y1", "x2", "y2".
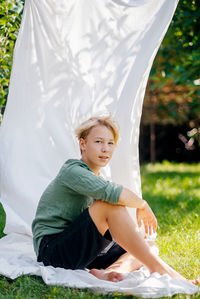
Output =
[{"x1": 59, "y1": 162, "x2": 123, "y2": 205}]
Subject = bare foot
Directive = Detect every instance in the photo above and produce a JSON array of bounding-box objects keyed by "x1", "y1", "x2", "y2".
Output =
[
  {"x1": 189, "y1": 279, "x2": 200, "y2": 285},
  {"x1": 150, "y1": 259, "x2": 200, "y2": 285},
  {"x1": 89, "y1": 268, "x2": 124, "y2": 282}
]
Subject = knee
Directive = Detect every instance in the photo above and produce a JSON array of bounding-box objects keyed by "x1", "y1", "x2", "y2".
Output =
[
  {"x1": 90, "y1": 200, "x2": 112, "y2": 209},
  {"x1": 90, "y1": 200, "x2": 126, "y2": 213},
  {"x1": 89, "y1": 200, "x2": 127, "y2": 218}
]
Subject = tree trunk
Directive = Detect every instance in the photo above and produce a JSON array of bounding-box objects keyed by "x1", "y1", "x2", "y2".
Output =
[{"x1": 150, "y1": 95, "x2": 156, "y2": 163}]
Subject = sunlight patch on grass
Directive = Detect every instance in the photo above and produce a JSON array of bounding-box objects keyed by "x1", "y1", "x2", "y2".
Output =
[{"x1": 145, "y1": 161, "x2": 200, "y2": 173}]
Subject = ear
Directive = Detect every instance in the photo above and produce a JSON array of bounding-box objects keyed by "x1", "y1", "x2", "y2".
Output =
[{"x1": 79, "y1": 138, "x2": 86, "y2": 152}]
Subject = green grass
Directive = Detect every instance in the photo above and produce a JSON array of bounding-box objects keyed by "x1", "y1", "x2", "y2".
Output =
[
  {"x1": 141, "y1": 161, "x2": 200, "y2": 282},
  {"x1": 0, "y1": 161, "x2": 200, "y2": 298}
]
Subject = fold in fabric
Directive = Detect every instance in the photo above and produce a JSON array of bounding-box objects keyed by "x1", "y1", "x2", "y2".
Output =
[
  {"x1": 0, "y1": 0, "x2": 178, "y2": 234},
  {"x1": 0, "y1": 234, "x2": 198, "y2": 298},
  {"x1": 1, "y1": 0, "x2": 198, "y2": 297}
]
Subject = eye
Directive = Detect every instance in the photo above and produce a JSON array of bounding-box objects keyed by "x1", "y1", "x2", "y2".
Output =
[
  {"x1": 108, "y1": 142, "x2": 114, "y2": 145},
  {"x1": 95, "y1": 140, "x2": 101, "y2": 143}
]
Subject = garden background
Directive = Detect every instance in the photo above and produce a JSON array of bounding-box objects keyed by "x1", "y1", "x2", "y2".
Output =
[{"x1": 0, "y1": 0, "x2": 200, "y2": 298}]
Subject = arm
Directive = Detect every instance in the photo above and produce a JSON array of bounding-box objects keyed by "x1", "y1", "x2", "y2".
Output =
[
  {"x1": 117, "y1": 187, "x2": 146, "y2": 208},
  {"x1": 61, "y1": 161, "x2": 123, "y2": 204},
  {"x1": 118, "y1": 187, "x2": 157, "y2": 234}
]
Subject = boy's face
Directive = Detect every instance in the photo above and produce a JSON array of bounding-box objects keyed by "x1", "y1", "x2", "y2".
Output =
[{"x1": 79, "y1": 125, "x2": 115, "y2": 175}]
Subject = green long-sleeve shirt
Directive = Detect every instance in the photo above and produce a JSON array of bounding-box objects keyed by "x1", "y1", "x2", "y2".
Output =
[{"x1": 32, "y1": 159, "x2": 123, "y2": 256}]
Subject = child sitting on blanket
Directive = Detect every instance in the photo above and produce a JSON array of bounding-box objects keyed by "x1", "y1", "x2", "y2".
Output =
[{"x1": 32, "y1": 115, "x2": 199, "y2": 284}]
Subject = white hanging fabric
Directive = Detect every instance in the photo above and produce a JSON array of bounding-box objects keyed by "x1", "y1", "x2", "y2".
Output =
[{"x1": 0, "y1": 0, "x2": 198, "y2": 297}]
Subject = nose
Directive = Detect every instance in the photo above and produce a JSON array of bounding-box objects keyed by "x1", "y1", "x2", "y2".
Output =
[{"x1": 101, "y1": 143, "x2": 109, "y2": 152}]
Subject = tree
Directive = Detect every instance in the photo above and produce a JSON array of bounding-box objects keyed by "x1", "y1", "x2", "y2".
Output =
[{"x1": 142, "y1": 0, "x2": 200, "y2": 161}]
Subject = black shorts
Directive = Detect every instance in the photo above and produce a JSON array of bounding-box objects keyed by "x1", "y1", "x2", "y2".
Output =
[{"x1": 38, "y1": 208, "x2": 126, "y2": 270}]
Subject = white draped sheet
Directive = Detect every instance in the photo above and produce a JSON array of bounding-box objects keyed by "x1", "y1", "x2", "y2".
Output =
[{"x1": 0, "y1": 0, "x2": 199, "y2": 297}]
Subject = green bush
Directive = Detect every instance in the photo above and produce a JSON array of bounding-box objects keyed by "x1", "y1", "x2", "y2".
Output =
[{"x1": 0, "y1": 0, "x2": 24, "y2": 121}]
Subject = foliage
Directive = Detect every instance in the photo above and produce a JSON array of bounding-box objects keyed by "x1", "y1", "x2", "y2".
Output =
[
  {"x1": 0, "y1": 162, "x2": 200, "y2": 298},
  {"x1": 0, "y1": 203, "x2": 6, "y2": 237},
  {"x1": 152, "y1": 0, "x2": 200, "y2": 87},
  {"x1": 0, "y1": 0, "x2": 24, "y2": 121},
  {"x1": 0, "y1": 0, "x2": 199, "y2": 154},
  {"x1": 145, "y1": 0, "x2": 200, "y2": 146}
]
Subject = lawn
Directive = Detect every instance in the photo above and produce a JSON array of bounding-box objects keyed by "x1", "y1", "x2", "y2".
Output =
[{"x1": 0, "y1": 161, "x2": 200, "y2": 299}]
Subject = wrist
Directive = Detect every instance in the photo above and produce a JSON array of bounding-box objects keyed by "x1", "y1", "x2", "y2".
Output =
[{"x1": 139, "y1": 199, "x2": 146, "y2": 209}]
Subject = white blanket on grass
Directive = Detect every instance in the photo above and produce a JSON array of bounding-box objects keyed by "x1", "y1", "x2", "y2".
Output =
[
  {"x1": 0, "y1": 0, "x2": 198, "y2": 297},
  {"x1": 0, "y1": 234, "x2": 198, "y2": 298}
]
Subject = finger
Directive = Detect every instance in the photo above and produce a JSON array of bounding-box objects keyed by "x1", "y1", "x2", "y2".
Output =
[
  {"x1": 148, "y1": 215, "x2": 157, "y2": 234},
  {"x1": 152, "y1": 219, "x2": 157, "y2": 233},
  {"x1": 136, "y1": 210, "x2": 141, "y2": 226},
  {"x1": 137, "y1": 217, "x2": 142, "y2": 227},
  {"x1": 136, "y1": 213, "x2": 142, "y2": 227},
  {"x1": 143, "y1": 220, "x2": 149, "y2": 234},
  {"x1": 149, "y1": 219, "x2": 156, "y2": 235},
  {"x1": 145, "y1": 224, "x2": 149, "y2": 235}
]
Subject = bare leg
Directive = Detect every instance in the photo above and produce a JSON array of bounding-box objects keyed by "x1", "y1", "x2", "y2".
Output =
[
  {"x1": 88, "y1": 201, "x2": 199, "y2": 284},
  {"x1": 90, "y1": 240, "x2": 158, "y2": 282},
  {"x1": 89, "y1": 231, "x2": 159, "y2": 281},
  {"x1": 106, "y1": 239, "x2": 159, "y2": 273}
]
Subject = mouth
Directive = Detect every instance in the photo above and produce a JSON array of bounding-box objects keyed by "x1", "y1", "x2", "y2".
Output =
[{"x1": 99, "y1": 156, "x2": 109, "y2": 161}]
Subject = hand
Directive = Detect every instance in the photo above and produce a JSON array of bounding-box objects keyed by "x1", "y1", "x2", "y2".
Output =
[{"x1": 136, "y1": 201, "x2": 157, "y2": 235}]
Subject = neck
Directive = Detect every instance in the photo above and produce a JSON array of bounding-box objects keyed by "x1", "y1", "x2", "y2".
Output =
[{"x1": 81, "y1": 157, "x2": 100, "y2": 176}]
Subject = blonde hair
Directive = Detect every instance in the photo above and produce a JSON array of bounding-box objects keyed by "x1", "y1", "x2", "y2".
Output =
[{"x1": 75, "y1": 114, "x2": 120, "y2": 145}]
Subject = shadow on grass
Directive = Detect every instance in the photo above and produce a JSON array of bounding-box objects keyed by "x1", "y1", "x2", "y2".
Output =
[{"x1": 142, "y1": 170, "x2": 200, "y2": 179}]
